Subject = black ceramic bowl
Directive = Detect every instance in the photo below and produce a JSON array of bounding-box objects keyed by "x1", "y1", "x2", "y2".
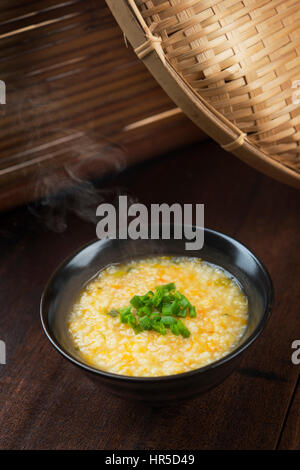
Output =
[{"x1": 41, "y1": 227, "x2": 273, "y2": 404}]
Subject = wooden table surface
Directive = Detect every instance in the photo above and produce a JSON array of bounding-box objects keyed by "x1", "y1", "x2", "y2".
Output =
[{"x1": 0, "y1": 140, "x2": 299, "y2": 450}]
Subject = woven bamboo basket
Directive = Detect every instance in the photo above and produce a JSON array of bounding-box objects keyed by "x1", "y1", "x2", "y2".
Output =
[{"x1": 106, "y1": 0, "x2": 300, "y2": 188}]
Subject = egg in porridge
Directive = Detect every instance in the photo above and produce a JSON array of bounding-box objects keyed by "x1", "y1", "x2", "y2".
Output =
[{"x1": 68, "y1": 256, "x2": 248, "y2": 377}]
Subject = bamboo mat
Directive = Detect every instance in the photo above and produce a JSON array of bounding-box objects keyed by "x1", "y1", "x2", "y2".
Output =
[{"x1": 0, "y1": 0, "x2": 204, "y2": 211}]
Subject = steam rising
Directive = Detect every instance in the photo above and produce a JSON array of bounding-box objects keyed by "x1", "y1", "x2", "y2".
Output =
[{"x1": 28, "y1": 130, "x2": 127, "y2": 233}]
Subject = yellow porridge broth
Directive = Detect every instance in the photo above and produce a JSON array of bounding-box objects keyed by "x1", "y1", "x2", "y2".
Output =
[{"x1": 68, "y1": 257, "x2": 248, "y2": 377}]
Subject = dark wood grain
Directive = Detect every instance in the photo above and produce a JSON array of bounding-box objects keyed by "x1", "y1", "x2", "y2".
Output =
[
  {"x1": 278, "y1": 376, "x2": 300, "y2": 449},
  {"x1": 0, "y1": 0, "x2": 204, "y2": 211},
  {"x1": 0, "y1": 139, "x2": 299, "y2": 450}
]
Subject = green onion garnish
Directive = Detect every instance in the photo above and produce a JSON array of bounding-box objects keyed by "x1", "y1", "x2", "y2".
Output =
[{"x1": 106, "y1": 283, "x2": 196, "y2": 338}]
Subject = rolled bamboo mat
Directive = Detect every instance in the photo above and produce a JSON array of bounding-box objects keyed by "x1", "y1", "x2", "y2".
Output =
[{"x1": 0, "y1": 0, "x2": 205, "y2": 212}]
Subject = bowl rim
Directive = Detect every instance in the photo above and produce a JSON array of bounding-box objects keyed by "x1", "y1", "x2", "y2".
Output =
[{"x1": 40, "y1": 227, "x2": 274, "y2": 382}]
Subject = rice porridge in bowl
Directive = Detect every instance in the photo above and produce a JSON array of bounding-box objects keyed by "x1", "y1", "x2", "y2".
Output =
[{"x1": 68, "y1": 256, "x2": 248, "y2": 377}]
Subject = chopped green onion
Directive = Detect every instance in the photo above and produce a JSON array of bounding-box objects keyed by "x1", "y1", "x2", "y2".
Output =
[
  {"x1": 137, "y1": 305, "x2": 151, "y2": 317},
  {"x1": 152, "y1": 321, "x2": 166, "y2": 336},
  {"x1": 177, "y1": 320, "x2": 191, "y2": 338},
  {"x1": 119, "y1": 307, "x2": 131, "y2": 323},
  {"x1": 150, "y1": 313, "x2": 161, "y2": 323},
  {"x1": 130, "y1": 295, "x2": 144, "y2": 309},
  {"x1": 162, "y1": 300, "x2": 180, "y2": 316},
  {"x1": 161, "y1": 316, "x2": 178, "y2": 326},
  {"x1": 109, "y1": 283, "x2": 196, "y2": 338},
  {"x1": 112, "y1": 270, "x2": 125, "y2": 278},
  {"x1": 139, "y1": 316, "x2": 152, "y2": 330},
  {"x1": 190, "y1": 306, "x2": 197, "y2": 318},
  {"x1": 170, "y1": 323, "x2": 180, "y2": 336},
  {"x1": 107, "y1": 309, "x2": 119, "y2": 318}
]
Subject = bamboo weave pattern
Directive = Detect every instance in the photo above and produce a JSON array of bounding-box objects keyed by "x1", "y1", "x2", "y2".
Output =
[{"x1": 136, "y1": 0, "x2": 300, "y2": 173}]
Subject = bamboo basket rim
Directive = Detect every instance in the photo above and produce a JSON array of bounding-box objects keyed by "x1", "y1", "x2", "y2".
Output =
[{"x1": 106, "y1": 0, "x2": 300, "y2": 189}]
